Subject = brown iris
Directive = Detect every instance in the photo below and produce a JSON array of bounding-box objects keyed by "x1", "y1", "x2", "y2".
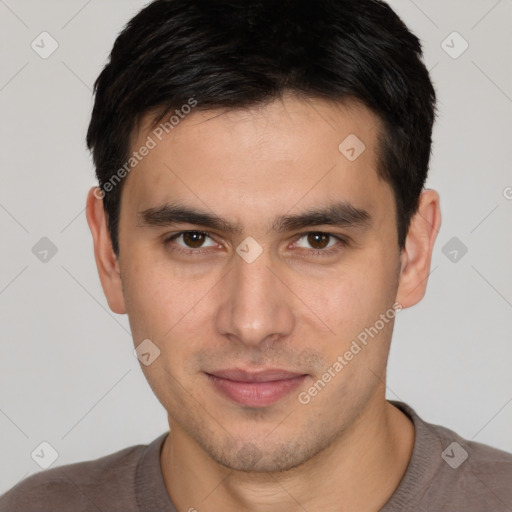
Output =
[
  {"x1": 182, "y1": 231, "x2": 207, "y2": 248},
  {"x1": 306, "y1": 232, "x2": 330, "y2": 249}
]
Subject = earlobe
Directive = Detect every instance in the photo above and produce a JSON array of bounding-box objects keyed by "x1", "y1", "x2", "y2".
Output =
[
  {"x1": 85, "y1": 187, "x2": 126, "y2": 314},
  {"x1": 396, "y1": 189, "x2": 441, "y2": 309}
]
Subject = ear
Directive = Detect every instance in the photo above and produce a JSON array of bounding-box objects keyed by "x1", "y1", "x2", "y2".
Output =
[
  {"x1": 85, "y1": 187, "x2": 126, "y2": 314},
  {"x1": 396, "y1": 189, "x2": 441, "y2": 309}
]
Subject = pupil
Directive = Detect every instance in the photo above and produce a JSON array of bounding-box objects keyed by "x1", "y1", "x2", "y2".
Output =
[
  {"x1": 183, "y1": 232, "x2": 205, "y2": 248},
  {"x1": 308, "y1": 233, "x2": 329, "y2": 249}
]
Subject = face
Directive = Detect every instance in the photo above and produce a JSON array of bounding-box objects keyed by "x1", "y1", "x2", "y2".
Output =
[{"x1": 94, "y1": 96, "x2": 413, "y2": 472}]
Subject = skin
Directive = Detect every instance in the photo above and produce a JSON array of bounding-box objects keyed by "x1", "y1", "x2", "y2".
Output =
[{"x1": 86, "y1": 94, "x2": 441, "y2": 512}]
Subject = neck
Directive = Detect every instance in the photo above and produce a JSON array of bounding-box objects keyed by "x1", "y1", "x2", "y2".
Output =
[{"x1": 160, "y1": 398, "x2": 414, "y2": 512}]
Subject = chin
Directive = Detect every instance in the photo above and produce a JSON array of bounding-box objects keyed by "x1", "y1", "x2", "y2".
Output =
[{"x1": 206, "y1": 436, "x2": 321, "y2": 474}]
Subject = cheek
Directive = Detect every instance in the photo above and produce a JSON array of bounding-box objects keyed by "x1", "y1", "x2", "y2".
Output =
[
  {"x1": 307, "y1": 255, "x2": 398, "y2": 337},
  {"x1": 121, "y1": 257, "x2": 211, "y2": 398},
  {"x1": 120, "y1": 248, "x2": 206, "y2": 344}
]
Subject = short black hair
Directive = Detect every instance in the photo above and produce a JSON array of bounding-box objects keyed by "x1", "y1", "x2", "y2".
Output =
[{"x1": 86, "y1": 0, "x2": 436, "y2": 256}]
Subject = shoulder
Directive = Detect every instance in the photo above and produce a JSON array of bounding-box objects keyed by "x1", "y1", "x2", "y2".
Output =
[
  {"x1": 0, "y1": 441, "x2": 150, "y2": 512},
  {"x1": 394, "y1": 401, "x2": 512, "y2": 510},
  {"x1": 432, "y1": 421, "x2": 512, "y2": 506}
]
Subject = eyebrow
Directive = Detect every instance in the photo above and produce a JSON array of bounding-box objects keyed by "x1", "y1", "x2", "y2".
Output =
[{"x1": 137, "y1": 200, "x2": 372, "y2": 234}]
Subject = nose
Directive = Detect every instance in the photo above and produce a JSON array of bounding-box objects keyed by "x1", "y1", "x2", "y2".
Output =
[{"x1": 214, "y1": 250, "x2": 295, "y2": 348}]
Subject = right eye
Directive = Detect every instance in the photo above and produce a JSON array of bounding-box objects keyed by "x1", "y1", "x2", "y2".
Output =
[{"x1": 163, "y1": 230, "x2": 218, "y2": 254}]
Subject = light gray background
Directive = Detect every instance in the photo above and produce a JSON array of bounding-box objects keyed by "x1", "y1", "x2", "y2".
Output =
[{"x1": 1, "y1": 0, "x2": 511, "y2": 494}]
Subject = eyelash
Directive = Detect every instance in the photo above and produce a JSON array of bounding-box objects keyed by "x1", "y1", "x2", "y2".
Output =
[{"x1": 163, "y1": 231, "x2": 349, "y2": 257}]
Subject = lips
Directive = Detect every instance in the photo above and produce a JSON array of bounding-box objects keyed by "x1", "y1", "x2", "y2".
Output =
[
  {"x1": 205, "y1": 368, "x2": 308, "y2": 407},
  {"x1": 208, "y1": 368, "x2": 305, "y2": 382}
]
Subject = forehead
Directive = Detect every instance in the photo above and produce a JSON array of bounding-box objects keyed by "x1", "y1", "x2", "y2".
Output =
[{"x1": 121, "y1": 95, "x2": 391, "y2": 228}]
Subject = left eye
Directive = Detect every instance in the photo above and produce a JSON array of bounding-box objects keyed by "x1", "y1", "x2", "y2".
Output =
[{"x1": 294, "y1": 232, "x2": 339, "y2": 250}]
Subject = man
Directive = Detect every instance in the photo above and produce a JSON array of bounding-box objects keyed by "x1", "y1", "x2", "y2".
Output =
[{"x1": 1, "y1": 0, "x2": 511, "y2": 510}]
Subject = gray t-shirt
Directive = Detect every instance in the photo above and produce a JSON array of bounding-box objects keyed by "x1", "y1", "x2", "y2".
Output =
[{"x1": 1, "y1": 401, "x2": 511, "y2": 511}]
